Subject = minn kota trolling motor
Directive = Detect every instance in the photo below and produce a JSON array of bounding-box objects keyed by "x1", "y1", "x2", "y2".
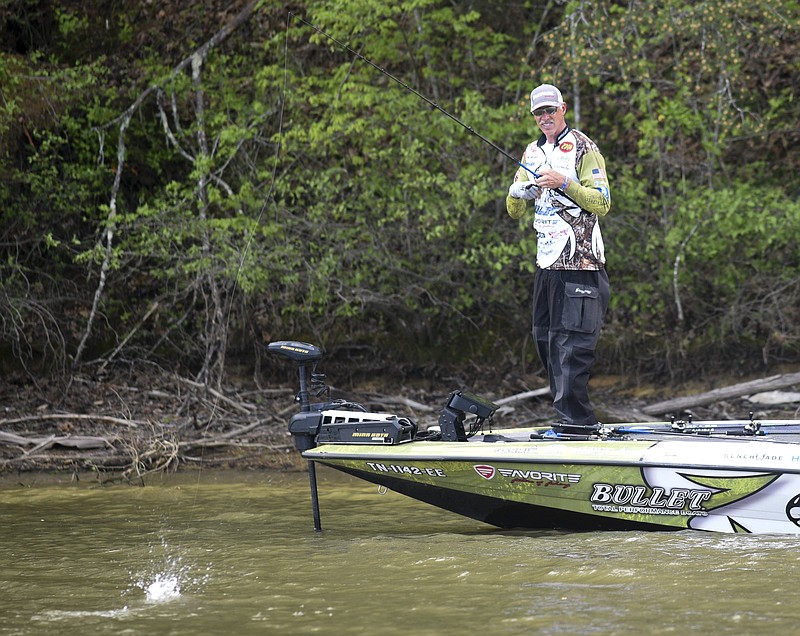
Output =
[{"x1": 267, "y1": 340, "x2": 497, "y2": 530}]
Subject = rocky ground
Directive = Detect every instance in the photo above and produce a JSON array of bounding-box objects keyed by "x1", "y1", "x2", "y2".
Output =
[{"x1": 2, "y1": 365, "x2": 799, "y2": 483}]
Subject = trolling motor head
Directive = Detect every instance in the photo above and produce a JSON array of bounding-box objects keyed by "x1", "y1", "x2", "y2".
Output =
[
  {"x1": 267, "y1": 340, "x2": 324, "y2": 412},
  {"x1": 267, "y1": 340, "x2": 323, "y2": 363}
]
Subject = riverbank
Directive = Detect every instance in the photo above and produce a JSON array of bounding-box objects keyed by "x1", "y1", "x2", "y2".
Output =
[
  {"x1": 2, "y1": 366, "x2": 799, "y2": 481},
  {"x1": 0, "y1": 368, "x2": 305, "y2": 481}
]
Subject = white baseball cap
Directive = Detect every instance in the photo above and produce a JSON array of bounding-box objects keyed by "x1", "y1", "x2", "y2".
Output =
[{"x1": 530, "y1": 84, "x2": 563, "y2": 112}]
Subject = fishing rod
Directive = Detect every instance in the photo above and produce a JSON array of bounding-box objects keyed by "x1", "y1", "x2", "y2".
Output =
[{"x1": 288, "y1": 12, "x2": 542, "y2": 182}]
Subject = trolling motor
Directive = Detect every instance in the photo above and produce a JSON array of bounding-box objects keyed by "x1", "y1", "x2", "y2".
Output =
[
  {"x1": 268, "y1": 340, "x2": 500, "y2": 531},
  {"x1": 268, "y1": 339, "x2": 419, "y2": 532},
  {"x1": 267, "y1": 340, "x2": 328, "y2": 531},
  {"x1": 267, "y1": 340, "x2": 417, "y2": 453}
]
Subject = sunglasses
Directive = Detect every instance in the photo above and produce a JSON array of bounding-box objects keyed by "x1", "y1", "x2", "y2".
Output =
[{"x1": 532, "y1": 105, "x2": 559, "y2": 117}]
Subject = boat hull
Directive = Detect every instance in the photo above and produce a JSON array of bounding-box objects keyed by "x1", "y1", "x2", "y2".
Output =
[
  {"x1": 331, "y1": 463, "x2": 671, "y2": 531},
  {"x1": 304, "y1": 438, "x2": 800, "y2": 534}
]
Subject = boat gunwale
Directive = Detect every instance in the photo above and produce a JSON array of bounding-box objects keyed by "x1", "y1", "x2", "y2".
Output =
[{"x1": 303, "y1": 439, "x2": 800, "y2": 475}]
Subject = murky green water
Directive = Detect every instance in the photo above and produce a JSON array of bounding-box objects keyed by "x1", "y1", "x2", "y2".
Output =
[{"x1": 2, "y1": 466, "x2": 800, "y2": 635}]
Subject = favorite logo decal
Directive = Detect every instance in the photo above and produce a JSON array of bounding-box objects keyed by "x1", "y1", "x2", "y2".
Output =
[{"x1": 474, "y1": 465, "x2": 496, "y2": 480}]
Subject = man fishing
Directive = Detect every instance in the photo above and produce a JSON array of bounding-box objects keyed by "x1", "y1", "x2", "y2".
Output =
[{"x1": 506, "y1": 83, "x2": 612, "y2": 435}]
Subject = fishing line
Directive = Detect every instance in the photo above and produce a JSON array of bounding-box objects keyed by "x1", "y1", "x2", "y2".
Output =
[{"x1": 288, "y1": 11, "x2": 546, "y2": 182}]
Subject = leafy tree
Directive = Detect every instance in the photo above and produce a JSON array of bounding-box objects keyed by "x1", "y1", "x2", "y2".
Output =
[
  {"x1": 1, "y1": 0, "x2": 798, "y2": 397},
  {"x1": 541, "y1": 0, "x2": 800, "y2": 376}
]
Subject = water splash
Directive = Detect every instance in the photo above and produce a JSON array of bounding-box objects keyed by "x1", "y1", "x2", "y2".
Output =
[
  {"x1": 143, "y1": 572, "x2": 182, "y2": 603},
  {"x1": 130, "y1": 537, "x2": 210, "y2": 604}
]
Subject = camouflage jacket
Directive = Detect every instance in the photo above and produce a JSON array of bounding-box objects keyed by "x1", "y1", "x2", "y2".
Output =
[{"x1": 506, "y1": 126, "x2": 611, "y2": 270}]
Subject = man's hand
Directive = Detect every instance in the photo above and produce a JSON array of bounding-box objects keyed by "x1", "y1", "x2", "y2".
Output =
[
  {"x1": 535, "y1": 167, "x2": 567, "y2": 190},
  {"x1": 509, "y1": 181, "x2": 539, "y2": 199}
]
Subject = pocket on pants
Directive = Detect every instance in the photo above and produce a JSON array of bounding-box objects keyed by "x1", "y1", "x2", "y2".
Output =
[{"x1": 562, "y1": 283, "x2": 600, "y2": 333}]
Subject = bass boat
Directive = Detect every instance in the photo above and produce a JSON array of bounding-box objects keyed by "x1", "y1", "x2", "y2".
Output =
[{"x1": 269, "y1": 340, "x2": 800, "y2": 534}]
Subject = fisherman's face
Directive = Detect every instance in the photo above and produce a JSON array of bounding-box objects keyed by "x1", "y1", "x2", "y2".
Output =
[{"x1": 533, "y1": 103, "x2": 566, "y2": 139}]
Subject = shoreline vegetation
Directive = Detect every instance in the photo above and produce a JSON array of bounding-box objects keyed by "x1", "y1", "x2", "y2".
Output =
[
  {"x1": 3, "y1": 2, "x2": 800, "y2": 430},
  {"x1": 3, "y1": 2, "x2": 799, "y2": 491},
  {"x1": 2, "y1": 368, "x2": 799, "y2": 484}
]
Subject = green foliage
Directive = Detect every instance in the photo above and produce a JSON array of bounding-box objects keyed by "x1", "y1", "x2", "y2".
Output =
[
  {"x1": 266, "y1": 0, "x2": 528, "y2": 359},
  {"x1": 1, "y1": 0, "x2": 799, "y2": 386},
  {"x1": 540, "y1": 0, "x2": 800, "y2": 374}
]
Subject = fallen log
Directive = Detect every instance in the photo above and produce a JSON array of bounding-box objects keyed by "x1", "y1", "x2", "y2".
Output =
[
  {"x1": 494, "y1": 387, "x2": 550, "y2": 406},
  {"x1": 0, "y1": 413, "x2": 141, "y2": 428},
  {"x1": 642, "y1": 371, "x2": 800, "y2": 416},
  {"x1": 746, "y1": 390, "x2": 800, "y2": 406},
  {"x1": 0, "y1": 430, "x2": 114, "y2": 452}
]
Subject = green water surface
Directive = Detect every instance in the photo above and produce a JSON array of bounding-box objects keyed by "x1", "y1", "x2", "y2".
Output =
[{"x1": 2, "y1": 467, "x2": 800, "y2": 635}]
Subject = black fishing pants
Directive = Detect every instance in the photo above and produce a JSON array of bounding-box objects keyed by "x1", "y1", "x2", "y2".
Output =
[{"x1": 532, "y1": 268, "x2": 610, "y2": 426}]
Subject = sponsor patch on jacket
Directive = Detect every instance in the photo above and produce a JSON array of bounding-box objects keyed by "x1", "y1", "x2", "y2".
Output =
[{"x1": 559, "y1": 141, "x2": 574, "y2": 152}]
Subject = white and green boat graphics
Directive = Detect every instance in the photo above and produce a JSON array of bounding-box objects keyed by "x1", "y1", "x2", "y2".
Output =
[{"x1": 305, "y1": 434, "x2": 800, "y2": 533}]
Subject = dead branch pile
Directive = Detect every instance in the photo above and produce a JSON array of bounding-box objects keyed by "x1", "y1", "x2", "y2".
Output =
[{"x1": 0, "y1": 372, "x2": 301, "y2": 482}]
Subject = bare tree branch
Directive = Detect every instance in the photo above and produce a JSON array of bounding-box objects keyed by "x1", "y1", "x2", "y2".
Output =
[{"x1": 75, "y1": 0, "x2": 261, "y2": 374}]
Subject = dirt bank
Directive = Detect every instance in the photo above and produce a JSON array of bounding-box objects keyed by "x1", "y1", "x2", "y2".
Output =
[{"x1": 2, "y1": 367, "x2": 798, "y2": 483}]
